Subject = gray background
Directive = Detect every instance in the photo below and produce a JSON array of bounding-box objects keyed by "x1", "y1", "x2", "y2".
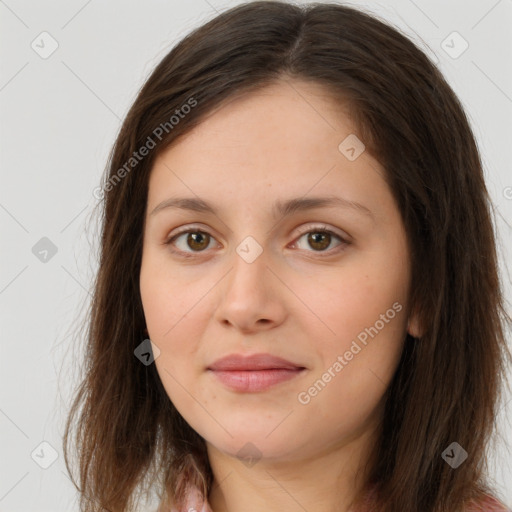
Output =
[{"x1": 1, "y1": 0, "x2": 511, "y2": 510}]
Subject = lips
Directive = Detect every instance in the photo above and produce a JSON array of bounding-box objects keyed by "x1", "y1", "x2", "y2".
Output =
[
  {"x1": 207, "y1": 353, "x2": 306, "y2": 392},
  {"x1": 208, "y1": 353, "x2": 304, "y2": 371}
]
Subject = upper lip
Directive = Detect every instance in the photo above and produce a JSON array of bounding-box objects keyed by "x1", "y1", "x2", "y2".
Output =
[{"x1": 207, "y1": 353, "x2": 305, "y2": 371}]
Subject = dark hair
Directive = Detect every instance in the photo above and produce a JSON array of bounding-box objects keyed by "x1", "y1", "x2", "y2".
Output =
[{"x1": 63, "y1": 1, "x2": 512, "y2": 511}]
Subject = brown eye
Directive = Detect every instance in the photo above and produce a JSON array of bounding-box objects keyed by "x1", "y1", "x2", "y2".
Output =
[
  {"x1": 165, "y1": 230, "x2": 216, "y2": 256},
  {"x1": 294, "y1": 229, "x2": 345, "y2": 253},
  {"x1": 185, "y1": 232, "x2": 210, "y2": 251},
  {"x1": 307, "y1": 232, "x2": 332, "y2": 251},
  {"x1": 165, "y1": 226, "x2": 348, "y2": 259}
]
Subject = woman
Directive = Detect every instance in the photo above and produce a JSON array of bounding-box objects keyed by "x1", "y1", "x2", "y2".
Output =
[{"x1": 63, "y1": 2, "x2": 512, "y2": 511}]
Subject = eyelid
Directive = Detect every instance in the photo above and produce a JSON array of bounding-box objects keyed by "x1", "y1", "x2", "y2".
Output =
[
  {"x1": 164, "y1": 224, "x2": 221, "y2": 249},
  {"x1": 166, "y1": 223, "x2": 348, "y2": 242},
  {"x1": 165, "y1": 223, "x2": 215, "y2": 241},
  {"x1": 292, "y1": 223, "x2": 349, "y2": 241}
]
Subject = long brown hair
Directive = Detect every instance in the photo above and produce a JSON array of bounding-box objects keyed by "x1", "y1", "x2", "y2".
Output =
[{"x1": 62, "y1": 1, "x2": 512, "y2": 510}]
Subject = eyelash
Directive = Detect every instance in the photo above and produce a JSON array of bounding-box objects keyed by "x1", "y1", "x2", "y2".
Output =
[{"x1": 163, "y1": 225, "x2": 349, "y2": 259}]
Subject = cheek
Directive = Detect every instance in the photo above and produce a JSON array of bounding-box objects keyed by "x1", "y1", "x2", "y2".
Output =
[
  {"x1": 139, "y1": 250, "x2": 211, "y2": 381},
  {"x1": 297, "y1": 307, "x2": 406, "y2": 441},
  {"x1": 294, "y1": 251, "x2": 409, "y2": 412},
  {"x1": 292, "y1": 257, "x2": 408, "y2": 347},
  {"x1": 140, "y1": 250, "x2": 205, "y2": 339}
]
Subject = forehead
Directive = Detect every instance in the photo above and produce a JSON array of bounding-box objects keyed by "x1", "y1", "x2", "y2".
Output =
[
  {"x1": 146, "y1": 79, "x2": 390, "y2": 219},
  {"x1": 171, "y1": 79, "x2": 358, "y2": 156}
]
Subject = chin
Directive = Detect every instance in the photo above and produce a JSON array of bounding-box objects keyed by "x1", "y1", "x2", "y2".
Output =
[{"x1": 202, "y1": 426, "x2": 306, "y2": 463}]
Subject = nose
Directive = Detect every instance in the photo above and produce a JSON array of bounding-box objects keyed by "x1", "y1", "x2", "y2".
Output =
[{"x1": 213, "y1": 245, "x2": 287, "y2": 334}]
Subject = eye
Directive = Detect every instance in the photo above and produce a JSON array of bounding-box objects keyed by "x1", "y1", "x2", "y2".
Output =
[
  {"x1": 291, "y1": 226, "x2": 348, "y2": 254},
  {"x1": 164, "y1": 228, "x2": 217, "y2": 257},
  {"x1": 164, "y1": 225, "x2": 349, "y2": 258}
]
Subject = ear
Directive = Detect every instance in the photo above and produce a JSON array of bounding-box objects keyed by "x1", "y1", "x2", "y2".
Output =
[{"x1": 407, "y1": 311, "x2": 423, "y2": 339}]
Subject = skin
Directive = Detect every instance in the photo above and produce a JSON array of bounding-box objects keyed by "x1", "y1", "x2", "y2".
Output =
[{"x1": 139, "y1": 78, "x2": 421, "y2": 512}]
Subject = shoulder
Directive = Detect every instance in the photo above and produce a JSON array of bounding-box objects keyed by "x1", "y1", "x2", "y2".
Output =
[
  {"x1": 465, "y1": 494, "x2": 511, "y2": 512},
  {"x1": 359, "y1": 488, "x2": 511, "y2": 512}
]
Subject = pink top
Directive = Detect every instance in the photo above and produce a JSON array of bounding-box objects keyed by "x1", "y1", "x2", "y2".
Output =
[{"x1": 166, "y1": 482, "x2": 511, "y2": 512}]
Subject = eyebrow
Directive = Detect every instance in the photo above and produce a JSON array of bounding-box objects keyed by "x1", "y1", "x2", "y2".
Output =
[{"x1": 150, "y1": 195, "x2": 374, "y2": 220}]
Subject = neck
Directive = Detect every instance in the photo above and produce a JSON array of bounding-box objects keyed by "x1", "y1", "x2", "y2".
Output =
[{"x1": 206, "y1": 426, "x2": 378, "y2": 512}]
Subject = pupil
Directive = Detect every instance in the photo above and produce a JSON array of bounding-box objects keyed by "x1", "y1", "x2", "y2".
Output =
[
  {"x1": 189, "y1": 232, "x2": 208, "y2": 250},
  {"x1": 309, "y1": 232, "x2": 330, "y2": 251}
]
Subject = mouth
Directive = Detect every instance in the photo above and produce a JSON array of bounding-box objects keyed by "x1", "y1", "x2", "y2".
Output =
[{"x1": 207, "y1": 353, "x2": 306, "y2": 393}]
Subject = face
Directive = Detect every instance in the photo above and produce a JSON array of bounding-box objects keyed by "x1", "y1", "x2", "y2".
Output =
[{"x1": 139, "y1": 79, "x2": 417, "y2": 464}]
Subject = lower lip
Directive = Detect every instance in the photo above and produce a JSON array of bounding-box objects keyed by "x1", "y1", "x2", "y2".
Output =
[{"x1": 208, "y1": 368, "x2": 304, "y2": 392}]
